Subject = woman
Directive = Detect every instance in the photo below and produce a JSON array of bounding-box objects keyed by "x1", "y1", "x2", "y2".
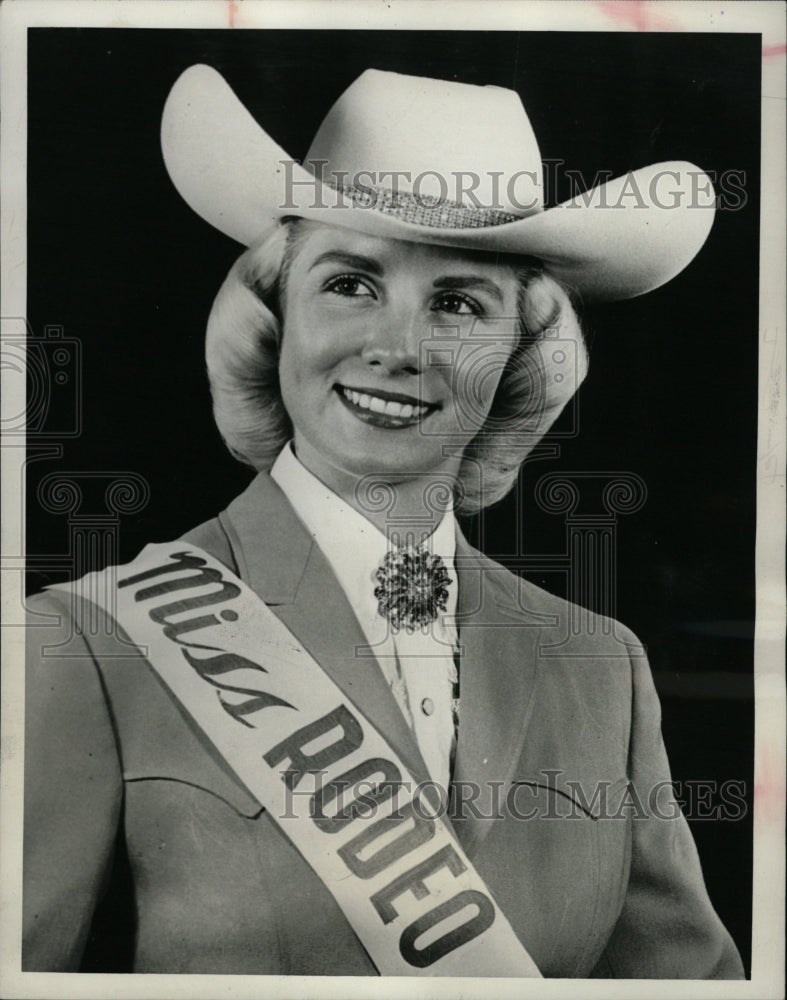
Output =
[{"x1": 23, "y1": 64, "x2": 744, "y2": 978}]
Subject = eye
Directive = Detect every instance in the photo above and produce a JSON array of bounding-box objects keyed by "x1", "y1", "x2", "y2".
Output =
[
  {"x1": 324, "y1": 274, "x2": 375, "y2": 299},
  {"x1": 432, "y1": 291, "x2": 482, "y2": 316}
]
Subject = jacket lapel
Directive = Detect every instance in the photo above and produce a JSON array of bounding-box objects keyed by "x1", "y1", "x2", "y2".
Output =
[
  {"x1": 451, "y1": 529, "x2": 544, "y2": 857},
  {"x1": 221, "y1": 472, "x2": 434, "y2": 790}
]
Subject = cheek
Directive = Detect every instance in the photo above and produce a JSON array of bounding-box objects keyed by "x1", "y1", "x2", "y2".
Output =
[
  {"x1": 279, "y1": 308, "x2": 349, "y2": 383},
  {"x1": 276, "y1": 339, "x2": 300, "y2": 406},
  {"x1": 277, "y1": 328, "x2": 321, "y2": 424}
]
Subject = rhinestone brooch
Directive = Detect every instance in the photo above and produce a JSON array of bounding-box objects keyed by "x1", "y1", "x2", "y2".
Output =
[{"x1": 374, "y1": 543, "x2": 452, "y2": 633}]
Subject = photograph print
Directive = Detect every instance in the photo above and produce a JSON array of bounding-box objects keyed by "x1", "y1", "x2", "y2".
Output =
[{"x1": 3, "y1": 2, "x2": 783, "y2": 995}]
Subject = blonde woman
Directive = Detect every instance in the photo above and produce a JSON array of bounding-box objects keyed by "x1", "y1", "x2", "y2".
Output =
[{"x1": 23, "y1": 65, "x2": 743, "y2": 979}]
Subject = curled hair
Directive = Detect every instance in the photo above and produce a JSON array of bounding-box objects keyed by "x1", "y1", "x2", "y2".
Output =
[{"x1": 205, "y1": 219, "x2": 588, "y2": 514}]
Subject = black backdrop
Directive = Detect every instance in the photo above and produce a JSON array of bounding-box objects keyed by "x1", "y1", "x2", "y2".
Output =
[{"x1": 26, "y1": 29, "x2": 758, "y2": 973}]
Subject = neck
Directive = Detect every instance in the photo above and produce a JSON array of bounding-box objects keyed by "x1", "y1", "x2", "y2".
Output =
[{"x1": 290, "y1": 440, "x2": 458, "y2": 538}]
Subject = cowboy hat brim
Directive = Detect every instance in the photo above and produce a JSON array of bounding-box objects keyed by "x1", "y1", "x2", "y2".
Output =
[{"x1": 161, "y1": 65, "x2": 715, "y2": 302}]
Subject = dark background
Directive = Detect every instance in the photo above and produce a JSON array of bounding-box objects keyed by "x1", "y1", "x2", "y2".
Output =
[{"x1": 26, "y1": 29, "x2": 758, "y2": 974}]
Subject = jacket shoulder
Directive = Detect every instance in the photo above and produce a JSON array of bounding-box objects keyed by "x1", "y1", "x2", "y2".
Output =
[
  {"x1": 180, "y1": 513, "x2": 238, "y2": 573},
  {"x1": 468, "y1": 544, "x2": 643, "y2": 656}
]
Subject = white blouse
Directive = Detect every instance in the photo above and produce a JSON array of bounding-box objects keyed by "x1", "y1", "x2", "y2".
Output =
[{"x1": 271, "y1": 443, "x2": 458, "y2": 791}]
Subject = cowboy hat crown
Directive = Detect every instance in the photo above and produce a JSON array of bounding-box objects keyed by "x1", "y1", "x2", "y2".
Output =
[
  {"x1": 161, "y1": 64, "x2": 716, "y2": 301},
  {"x1": 304, "y1": 68, "x2": 544, "y2": 215}
]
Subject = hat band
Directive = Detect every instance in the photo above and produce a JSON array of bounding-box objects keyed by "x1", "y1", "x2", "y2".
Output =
[{"x1": 327, "y1": 181, "x2": 521, "y2": 229}]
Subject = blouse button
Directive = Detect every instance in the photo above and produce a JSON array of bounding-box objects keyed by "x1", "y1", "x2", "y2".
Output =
[{"x1": 421, "y1": 697, "x2": 435, "y2": 717}]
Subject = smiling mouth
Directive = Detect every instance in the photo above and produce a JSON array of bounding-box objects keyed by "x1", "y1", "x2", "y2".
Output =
[{"x1": 335, "y1": 385, "x2": 439, "y2": 429}]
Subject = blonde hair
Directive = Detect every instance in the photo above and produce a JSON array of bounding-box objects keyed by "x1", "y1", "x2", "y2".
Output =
[{"x1": 205, "y1": 219, "x2": 588, "y2": 514}]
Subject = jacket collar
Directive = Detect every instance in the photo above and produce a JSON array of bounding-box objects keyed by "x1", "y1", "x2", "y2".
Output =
[
  {"x1": 221, "y1": 471, "x2": 542, "y2": 856},
  {"x1": 220, "y1": 470, "x2": 313, "y2": 605}
]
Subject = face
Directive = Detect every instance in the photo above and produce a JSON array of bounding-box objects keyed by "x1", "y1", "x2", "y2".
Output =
[{"x1": 278, "y1": 221, "x2": 521, "y2": 496}]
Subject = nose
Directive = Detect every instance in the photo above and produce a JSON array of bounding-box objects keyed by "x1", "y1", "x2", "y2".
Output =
[{"x1": 360, "y1": 306, "x2": 424, "y2": 376}]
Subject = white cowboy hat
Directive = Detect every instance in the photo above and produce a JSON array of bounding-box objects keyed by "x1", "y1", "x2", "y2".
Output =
[{"x1": 161, "y1": 64, "x2": 716, "y2": 301}]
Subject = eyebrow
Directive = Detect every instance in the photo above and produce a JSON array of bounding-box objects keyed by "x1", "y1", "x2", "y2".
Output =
[
  {"x1": 308, "y1": 250, "x2": 506, "y2": 304},
  {"x1": 432, "y1": 275, "x2": 505, "y2": 305},
  {"x1": 309, "y1": 251, "x2": 384, "y2": 276}
]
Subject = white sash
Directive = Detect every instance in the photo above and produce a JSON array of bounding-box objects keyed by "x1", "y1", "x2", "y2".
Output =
[{"x1": 54, "y1": 542, "x2": 541, "y2": 978}]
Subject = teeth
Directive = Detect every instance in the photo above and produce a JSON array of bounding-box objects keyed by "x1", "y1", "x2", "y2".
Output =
[{"x1": 341, "y1": 387, "x2": 429, "y2": 419}]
